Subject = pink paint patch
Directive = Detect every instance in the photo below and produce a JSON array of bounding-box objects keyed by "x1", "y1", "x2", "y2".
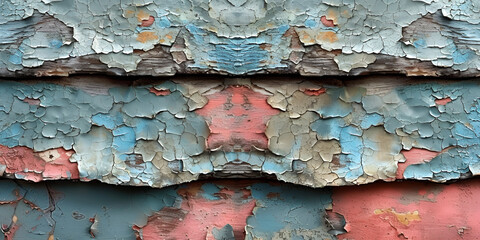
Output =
[
  {"x1": 149, "y1": 87, "x2": 171, "y2": 96},
  {"x1": 0, "y1": 145, "x2": 78, "y2": 182},
  {"x1": 435, "y1": 97, "x2": 452, "y2": 105},
  {"x1": 303, "y1": 88, "x2": 326, "y2": 96},
  {"x1": 136, "y1": 181, "x2": 256, "y2": 240},
  {"x1": 195, "y1": 86, "x2": 280, "y2": 151},
  {"x1": 396, "y1": 148, "x2": 440, "y2": 179},
  {"x1": 3, "y1": 224, "x2": 18, "y2": 240},
  {"x1": 320, "y1": 16, "x2": 335, "y2": 27},
  {"x1": 22, "y1": 98, "x2": 40, "y2": 105},
  {"x1": 141, "y1": 16, "x2": 155, "y2": 27},
  {"x1": 333, "y1": 179, "x2": 480, "y2": 239}
]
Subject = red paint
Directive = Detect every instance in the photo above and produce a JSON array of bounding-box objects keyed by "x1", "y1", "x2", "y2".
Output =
[
  {"x1": 141, "y1": 16, "x2": 155, "y2": 27},
  {"x1": 3, "y1": 224, "x2": 18, "y2": 240},
  {"x1": 136, "y1": 181, "x2": 256, "y2": 240},
  {"x1": 302, "y1": 88, "x2": 326, "y2": 96},
  {"x1": 333, "y1": 179, "x2": 480, "y2": 239},
  {"x1": 435, "y1": 97, "x2": 452, "y2": 105},
  {"x1": 0, "y1": 145, "x2": 78, "y2": 182},
  {"x1": 320, "y1": 16, "x2": 335, "y2": 27},
  {"x1": 195, "y1": 86, "x2": 280, "y2": 151},
  {"x1": 396, "y1": 148, "x2": 440, "y2": 179},
  {"x1": 23, "y1": 98, "x2": 40, "y2": 105},
  {"x1": 149, "y1": 87, "x2": 171, "y2": 96}
]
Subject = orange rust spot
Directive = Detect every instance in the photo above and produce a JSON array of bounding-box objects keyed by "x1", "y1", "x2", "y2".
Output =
[
  {"x1": 327, "y1": 9, "x2": 339, "y2": 25},
  {"x1": 320, "y1": 16, "x2": 335, "y2": 27},
  {"x1": 141, "y1": 16, "x2": 155, "y2": 27},
  {"x1": 301, "y1": 32, "x2": 314, "y2": 44},
  {"x1": 303, "y1": 88, "x2": 326, "y2": 96},
  {"x1": 374, "y1": 208, "x2": 421, "y2": 226},
  {"x1": 259, "y1": 43, "x2": 272, "y2": 50},
  {"x1": 165, "y1": 34, "x2": 173, "y2": 40},
  {"x1": 317, "y1": 31, "x2": 338, "y2": 43},
  {"x1": 435, "y1": 97, "x2": 452, "y2": 105},
  {"x1": 397, "y1": 148, "x2": 440, "y2": 179},
  {"x1": 137, "y1": 10, "x2": 150, "y2": 22},
  {"x1": 149, "y1": 87, "x2": 171, "y2": 96},
  {"x1": 266, "y1": 192, "x2": 280, "y2": 199},
  {"x1": 137, "y1": 32, "x2": 158, "y2": 43}
]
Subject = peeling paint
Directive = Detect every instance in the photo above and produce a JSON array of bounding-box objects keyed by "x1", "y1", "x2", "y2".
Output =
[
  {"x1": 0, "y1": 78, "x2": 479, "y2": 187},
  {"x1": 2, "y1": 1, "x2": 480, "y2": 75}
]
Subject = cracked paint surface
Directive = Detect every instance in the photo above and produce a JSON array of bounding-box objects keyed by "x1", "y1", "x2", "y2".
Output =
[
  {"x1": 1, "y1": 0, "x2": 480, "y2": 75},
  {"x1": 0, "y1": 179, "x2": 338, "y2": 240},
  {"x1": 1, "y1": 78, "x2": 480, "y2": 188},
  {"x1": 2, "y1": 178, "x2": 480, "y2": 239}
]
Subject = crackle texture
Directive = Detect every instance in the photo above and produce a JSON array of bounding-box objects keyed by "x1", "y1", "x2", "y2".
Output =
[
  {"x1": 1, "y1": 0, "x2": 480, "y2": 76},
  {"x1": 1, "y1": 77, "x2": 480, "y2": 188}
]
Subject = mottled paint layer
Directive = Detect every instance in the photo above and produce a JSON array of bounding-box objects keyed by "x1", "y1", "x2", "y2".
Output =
[{"x1": 2, "y1": 178, "x2": 480, "y2": 239}]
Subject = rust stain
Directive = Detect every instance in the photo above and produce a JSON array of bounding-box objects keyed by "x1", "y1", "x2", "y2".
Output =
[
  {"x1": 136, "y1": 32, "x2": 159, "y2": 43},
  {"x1": 137, "y1": 10, "x2": 150, "y2": 22},
  {"x1": 317, "y1": 31, "x2": 338, "y2": 43},
  {"x1": 326, "y1": 9, "x2": 339, "y2": 25}
]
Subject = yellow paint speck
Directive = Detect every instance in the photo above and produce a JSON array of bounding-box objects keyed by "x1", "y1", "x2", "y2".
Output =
[{"x1": 374, "y1": 208, "x2": 421, "y2": 226}]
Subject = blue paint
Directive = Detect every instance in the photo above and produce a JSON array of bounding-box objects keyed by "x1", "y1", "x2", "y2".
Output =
[
  {"x1": 360, "y1": 113, "x2": 384, "y2": 129},
  {"x1": 337, "y1": 126, "x2": 364, "y2": 181},
  {"x1": 247, "y1": 183, "x2": 332, "y2": 239},
  {"x1": 304, "y1": 19, "x2": 318, "y2": 28},
  {"x1": 131, "y1": 118, "x2": 163, "y2": 140},
  {"x1": 49, "y1": 39, "x2": 63, "y2": 49},
  {"x1": 92, "y1": 113, "x2": 116, "y2": 129},
  {"x1": 188, "y1": 25, "x2": 289, "y2": 74},
  {"x1": 186, "y1": 24, "x2": 206, "y2": 45},
  {"x1": 201, "y1": 183, "x2": 221, "y2": 200},
  {"x1": 8, "y1": 48, "x2": 23, "y2": 65},
  {"x1": 0, "y1": 123, "x2": 23, "y2": 147},
  {"x1": 452, "y1": 47, "x2": 474, "y2": 65},
  {"x1": 157, "y1": 16, "x2": 171, "y2": 28},
  {"x1": 310, "y1": 118, "x2": 345, "y2": 140},
  {"x1": 112, "y1": 126, "x2": 136, "y2": 154},
  {"x1": 413, "y1": 39, "x2": 427, "y2": 49}
]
